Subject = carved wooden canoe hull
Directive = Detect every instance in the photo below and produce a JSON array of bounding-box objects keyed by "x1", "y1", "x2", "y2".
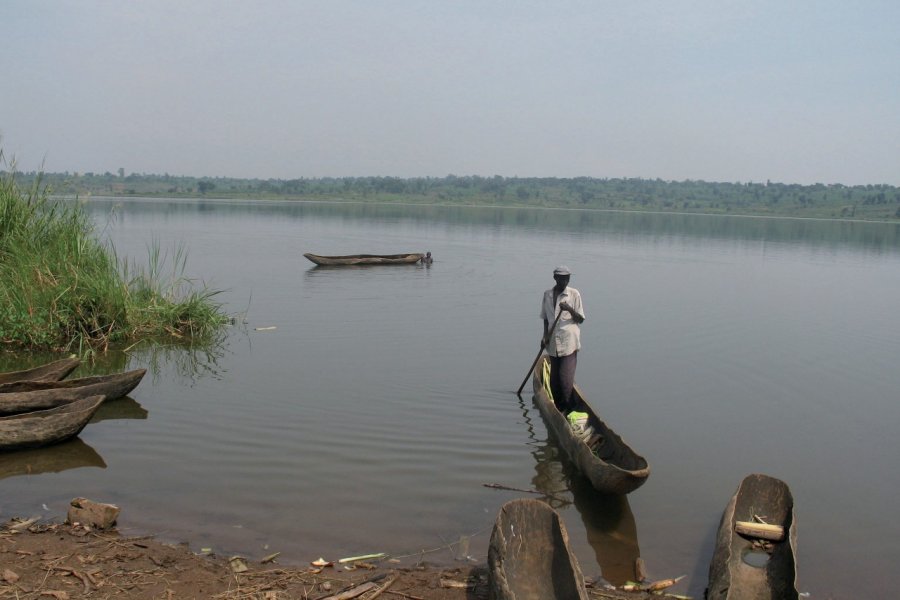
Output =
[
  {"x1": 303, "y1": 252, "x2": 423, "y2": 265},
  {"x1": 488, "y1": 498, "x2": 590, "y2": 600},
  {"x1": 0, "y1": 357, "x2": 81, "y2": 385},
  {"x1": 532, "y1": 355, "x2": 649, "y2": 495},
  {"x1": 0, "y1": 369, "x2": 146, "y2": 415},
  {"x1": 0, "y1": 395, "x2": 106, "y2": 451},
  {"x1": 707, "y1": 473, "x2": 798, "y2": 600}
]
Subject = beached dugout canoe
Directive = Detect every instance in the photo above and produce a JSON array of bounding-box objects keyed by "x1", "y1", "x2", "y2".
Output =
[
  {"x1": 532, "y1": 355, "x2": 649, "y2": 495},
  {"x1": 0, "y1": 357, "x2": 81, "y2": 385},
  {"x1": 488, "y1": 498, "x2": 590, "y2": 600},
  {"x1": 0, "y1": 369, "x2": 146, "y2": 415},
  {"x1": 0, "y1": 395, "x2": 106, "y2": 451},
  {"x1": 707, "y1": 473, "x2": 798, "y2": 600},
  {"x1": 303, "y1": 252, "x2": 424, "y2": 266}
]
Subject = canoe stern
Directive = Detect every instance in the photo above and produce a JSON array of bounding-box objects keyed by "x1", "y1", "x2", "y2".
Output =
[{"x1": 488, "y1": 498, "x2": 590, "y2": 600}]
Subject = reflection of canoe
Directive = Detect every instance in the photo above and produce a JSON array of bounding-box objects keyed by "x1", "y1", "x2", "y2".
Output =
[
  {"x1": 0, "y1": 357, "x2": 80, "y2": 384},
  {"x1": 572, "y1": 478, "x2": 642, "y2": 586},
  {"x1": 488, "y1": 498, "x2": 590, "y2": 600},
  {"x1": 529, "y1": 427, "x2": 643, "y2": 586},
  {"x1": 707, "y1": 473, "x2": 798, "y2": 600},
  {"x1": 0, "y1": 437, "x2": 106, "y2": 480},
  {"x1": 303, "y1": 252, "x2": 423, "y2": 266},
  {"x1": 90, "y1": 396, "x2": 148, "y2": 423},
  {"x1": 532, "y1": 355, "x2": 649, "y2": 495},
  {"x1": 0, "y1": 369, "x2": 146, "y2": 415},
  {"x1": 0, "y1": 395, "x2": 106, "y2": 451}
]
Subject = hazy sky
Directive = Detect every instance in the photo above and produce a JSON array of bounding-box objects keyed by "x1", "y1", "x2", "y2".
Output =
[{"x1": 2, "y1": 1, "x2": 898, "y2": 184}]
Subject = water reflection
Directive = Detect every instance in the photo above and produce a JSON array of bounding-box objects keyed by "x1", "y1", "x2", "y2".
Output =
[
  {"x1": 0, "y1": 438, "x2": 106, "y2": 481},
  {"x1": 518, "y1": 394, "x2": 642, "y2": 585},
  {"x1": 125, "y1": 338, "x2": 231, "y2": 383},
  {"x1": 305, "y1": 263, "x2": 428, "y2": 272},
  {"x1": 82, "y1": 197, "x2": 900, "y2": 255},
  {"x1": 0, "y1": 353, "x2": 82, "y2": 375},
  {"x1": 0, "y1": 339, "x2": 229, "y2": 386},
  {"x1": 302, "y1": 261, "x2": 434, "y2": 289},
  {"x1": 569, "y1": 469, "x2": 642, "y2": 586},
  {"x1": 90, "y1": 396, "x2": 148, "y2": 423}
]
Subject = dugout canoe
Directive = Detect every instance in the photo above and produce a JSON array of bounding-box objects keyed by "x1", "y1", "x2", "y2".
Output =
[
  {"x1": 707, "y1": 473, "x2": 798, "y2": 600},
  {"x1": 303, "y1": 252, "x2": 424, "y2": 266},
  {"x1": 0, "y1": 395, "x2": 106, "y2": 451},
  {"x1": 0, "y1": 369, "x2": 146, "y2": 415},
  {"x1": 488, "y1": 498, "x2": 590, "y2": 600},
  {"x1": 0, "y1": 357, "x2": 81, "y2": 385},
  {"x1": 532, "y1": 355, "x2": 649, "y2": 495}
]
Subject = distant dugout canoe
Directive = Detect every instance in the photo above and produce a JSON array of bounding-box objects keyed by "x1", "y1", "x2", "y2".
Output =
[
  {"x1": 532, "y1": 355, "x2": 649, "y2": 495},
  {"x1": 0, "y1": 395, "x2": 106, "y2": 451},
  {"x1": 707, "y1": 473, "x2": 798, "y2": 600},
  {"x1": 0, "y1": 357, "x2": 81, "y2": 385},
  {"x1": 488, "y1": 498, "x2": 590, "y2": 600},
  {"x1": 0, "y1": 369, "x2": 146, "y2": 415},
  {"x1": 303, "y1": 252, "x2": 424, "y2": 266}
]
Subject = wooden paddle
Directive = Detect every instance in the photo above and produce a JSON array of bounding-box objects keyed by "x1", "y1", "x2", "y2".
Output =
[{"x1": 517, "y1": 310, "x2": 564, "y2": 396}]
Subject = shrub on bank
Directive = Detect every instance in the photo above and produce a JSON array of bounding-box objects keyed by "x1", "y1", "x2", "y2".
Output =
[{"x1": 0, "y1": 164, "x2": 229, "y2": 352}]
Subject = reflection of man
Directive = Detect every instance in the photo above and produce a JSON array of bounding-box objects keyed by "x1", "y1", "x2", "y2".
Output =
[{"x1": 540, "y1": 265, "x2": 585, "y2": 413}]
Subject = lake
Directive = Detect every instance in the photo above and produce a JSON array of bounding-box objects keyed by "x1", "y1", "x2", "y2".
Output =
[{"x1": 3, "y1": 199, "x2": 899, "y2": 598}]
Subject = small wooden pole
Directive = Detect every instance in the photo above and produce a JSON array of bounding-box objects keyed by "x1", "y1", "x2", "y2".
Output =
[
  {"x1": 517, "y1": 310, "x2": 563, "y2": 395},
  {"x1": 735, "y1": 521, "x2": 785, "y2": 541}
]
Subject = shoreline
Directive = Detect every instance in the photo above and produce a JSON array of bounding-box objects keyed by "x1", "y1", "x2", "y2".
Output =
[
  {"x1": 1, "y1": 517, "x2": 486, "y2": 600},
  {"x1": 66, "y1": 193, "x2": 900, "y2": 225},
  {"x1": 0, "y1": 517, "x2": 669, "y2": 600}
]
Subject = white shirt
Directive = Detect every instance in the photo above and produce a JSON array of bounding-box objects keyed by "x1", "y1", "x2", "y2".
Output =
[{"x1": 540, "y1": 286, "x2": 585, "y2": 357}]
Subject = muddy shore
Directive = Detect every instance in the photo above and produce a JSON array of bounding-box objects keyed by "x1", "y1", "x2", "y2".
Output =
[{"x1": 1, "y1": 517, "x2": 669, "y2": 599}]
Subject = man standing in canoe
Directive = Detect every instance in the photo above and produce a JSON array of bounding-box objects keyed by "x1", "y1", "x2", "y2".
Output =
[{"x1": 541, "y1": 265, "x2": 585, "y2": 414}]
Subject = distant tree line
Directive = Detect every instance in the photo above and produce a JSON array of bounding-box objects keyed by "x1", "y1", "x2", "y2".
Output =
[{"x1": 8, "y1": 170, "x2": 900, "y2": 221}]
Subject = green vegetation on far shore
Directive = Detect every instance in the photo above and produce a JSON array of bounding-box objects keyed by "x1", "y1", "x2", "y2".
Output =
[
  {"x1": 12, "y1": 170, "x2": 900, "y2": 222},
  {"x1": 0, "y1": 162, "x2": 230, "y2": 353}
]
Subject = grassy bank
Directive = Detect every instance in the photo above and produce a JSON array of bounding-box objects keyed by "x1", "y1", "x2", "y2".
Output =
[{"x1": 0, "y1": 164, "x2": 229, "y2": 353}]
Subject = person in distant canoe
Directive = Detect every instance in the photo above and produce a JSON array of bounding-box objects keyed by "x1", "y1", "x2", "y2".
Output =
[
  {"x1": 422, "y1": 251, "x2": 433, "y2": 264},
  {"x1": 540, "y1": 265, "x2": 585, "y2": 414}
]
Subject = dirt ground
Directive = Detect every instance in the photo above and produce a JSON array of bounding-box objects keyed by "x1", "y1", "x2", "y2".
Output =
[
  {"x1": 1, "y1": 518, "x2": 488, "y2": 600},
  {"x1": 0, "y1": 518, "x2": 673, "y2": 600}
]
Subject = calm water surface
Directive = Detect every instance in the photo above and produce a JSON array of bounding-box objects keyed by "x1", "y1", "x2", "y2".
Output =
[{"x1": 3, "y1": 199, "x2": 899, "y2": 598}]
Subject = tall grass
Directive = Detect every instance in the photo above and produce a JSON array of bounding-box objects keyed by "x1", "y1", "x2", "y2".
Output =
[{"x1": 0, "y1": 156, "x2": 229, "y2": 352}]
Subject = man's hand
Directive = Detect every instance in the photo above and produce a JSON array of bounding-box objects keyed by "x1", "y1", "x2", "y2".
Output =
[{"x1": 559, "y1": 302, "x2": 583, "y2": 323}]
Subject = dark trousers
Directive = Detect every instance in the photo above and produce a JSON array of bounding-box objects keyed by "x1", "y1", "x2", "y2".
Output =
[{"x1": 549, "y1": 351, "x2": 578, "y2": 413}]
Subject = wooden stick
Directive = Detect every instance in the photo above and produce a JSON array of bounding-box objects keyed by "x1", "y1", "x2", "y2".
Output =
[
  {"x1": 735, "y1": 520, "x2": 785, "y2": 541},
  {"x1": 482, "y1": 483, "x2": 543, "y2": 495},
  {"x1": 313, "y1": 573, "x2": 387, "y2": 600},
  {"x1": 319, "y1": 581, "x2": 377, "y2": 600},
  {"x1": 646, "y1": 575, "x2": 685, "y2": 592},
  {"x1": 338, "y1": 552, "x2": 386, "y2": 563},
  {"x1": 384, "y1": 591, "x2": 425, "y2": 600},
  {"x1": 366, "y1": 574, "x2": 398, "y2": 600},
  {"x1": 517, "y1": 310, "x2": 563, "y2": 395}
]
